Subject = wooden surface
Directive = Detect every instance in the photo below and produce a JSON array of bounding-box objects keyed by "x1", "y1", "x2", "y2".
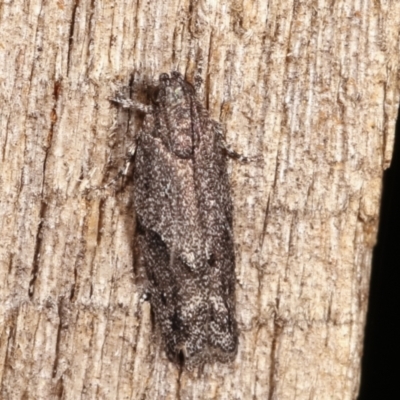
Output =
[{"x1": 1, "y1": 0, "x2": 399, "y2": 399}]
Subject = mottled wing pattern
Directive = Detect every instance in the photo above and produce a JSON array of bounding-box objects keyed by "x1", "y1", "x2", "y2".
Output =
[{"x1": 112, "y1": 71, "x2": 238, "y2": 369}]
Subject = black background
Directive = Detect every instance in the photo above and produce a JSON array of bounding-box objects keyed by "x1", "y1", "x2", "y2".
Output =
[{"x1": 358, "y1": 103, "x2": 399, "y2": 399}]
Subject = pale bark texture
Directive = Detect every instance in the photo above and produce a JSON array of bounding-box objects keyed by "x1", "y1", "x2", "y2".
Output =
[{"x1": 0, "y1": 0, "x2": 399, "y2": 399}]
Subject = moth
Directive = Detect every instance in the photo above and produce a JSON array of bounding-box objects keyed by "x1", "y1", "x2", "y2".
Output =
[{"x1": 111, "y1": 71, "x2": 238, "y2": 369}]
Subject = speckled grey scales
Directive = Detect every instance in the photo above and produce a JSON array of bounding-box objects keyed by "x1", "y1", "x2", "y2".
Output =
[{"x1": 111, "y1": 71, "x2": 238, "y2": 369}]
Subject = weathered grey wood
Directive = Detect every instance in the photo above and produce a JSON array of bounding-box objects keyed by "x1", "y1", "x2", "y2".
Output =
[{"x1": 1, "y1": 0, "x2": 399, "y2": 398}]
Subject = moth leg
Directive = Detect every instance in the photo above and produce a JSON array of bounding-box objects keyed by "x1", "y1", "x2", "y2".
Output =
[
  {"x1": 109, "y1": 94, "x2": 154, "y2": 114},
  {"x1": 83, "y1": 156, "x2": 134, "y2": 196},
  {"x1": 194, "y1": 75, "x2": 203, "y2": 93},
  {"x1": 212, "y1": 121, "x2": 250, "y2": 162},
  {"x1": 108, "y1": 86, "x2": 155, "y2": 176},
  {"x1": 104, "y1": 161, "x2": 130, "y2": 190},
  {"x1": 221, "y1": 142, "x2": 249, "y2": 162},
  {"x1": 105, "y1": 92, "x2": 155, "y2": 190}
]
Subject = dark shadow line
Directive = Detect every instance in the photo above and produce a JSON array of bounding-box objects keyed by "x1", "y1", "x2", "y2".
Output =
[{"x1": 358, "y1": 100, "x2": 400, "y2": 399}]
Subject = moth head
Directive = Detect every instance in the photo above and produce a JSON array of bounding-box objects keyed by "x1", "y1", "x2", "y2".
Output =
[{"x1": 155, "y1": 72, "x2": 195, "y2": 107}]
